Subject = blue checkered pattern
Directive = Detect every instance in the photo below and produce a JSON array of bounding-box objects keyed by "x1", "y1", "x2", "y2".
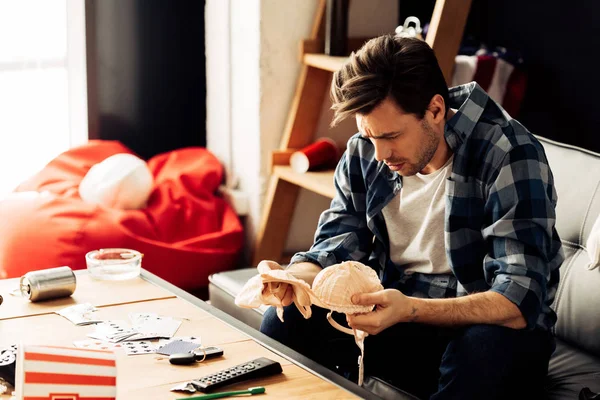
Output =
[{"x1": 291, "y1": 82, "x2": 564, "y2": 331}]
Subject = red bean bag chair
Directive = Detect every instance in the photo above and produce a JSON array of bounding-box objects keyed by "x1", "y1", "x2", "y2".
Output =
[{"x1": 0, "y1": 140, "x2": 244, "y2": 290}]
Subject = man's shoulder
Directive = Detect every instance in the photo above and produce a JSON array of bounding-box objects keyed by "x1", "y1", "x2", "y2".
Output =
[
  {"x1": 335, "y1": 133, "x2": 388, "y2": 193},
  {"x1": 344, "y1": 133, "x2": 378, "y2": 168},
  {"x1": 473, "y1": 116, "x2": 546, "y2": 158},
  {"x1": 346, "y1": 132, "x2": 372, "y2": 152},
  {"x1": 460, "y1": 113, "x2": 548, "y2": 184}
]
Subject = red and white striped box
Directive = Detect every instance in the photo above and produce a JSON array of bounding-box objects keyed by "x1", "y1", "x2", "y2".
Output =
[{"x1": 15, "y1": 344, "x2": 117, "y2": 400}]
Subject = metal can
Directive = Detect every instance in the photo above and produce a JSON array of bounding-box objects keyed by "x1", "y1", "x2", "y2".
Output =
[{"x1": 19, "y1": 266, "x2": 76, "y2": 302}]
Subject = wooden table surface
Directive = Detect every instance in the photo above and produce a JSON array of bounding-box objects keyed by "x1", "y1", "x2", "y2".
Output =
[{"x1": 0, "y1": 270, "x2": 377, "y2": 399}]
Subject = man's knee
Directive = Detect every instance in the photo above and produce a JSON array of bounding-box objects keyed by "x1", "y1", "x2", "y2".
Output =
[
  {"x1": 451, "y1": 324, "x2": 547, "y2": 357},
  {"x1": 434, "y1": 324, "x2": 552, "y2": 399},
  {"x1": 259, "y1": 305, "x2": 310, "y2": 343},
  {"x1": 259, "y1": 306, "x2": 283, "y2": 338}
]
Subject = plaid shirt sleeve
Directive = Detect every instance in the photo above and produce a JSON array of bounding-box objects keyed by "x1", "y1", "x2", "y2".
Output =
[
  {"x1": 483, "y1": 141, "x2": 564, "y2": 329},
  {"x1": 290, "y1": 143, "x2": 375, "y2": 268}
]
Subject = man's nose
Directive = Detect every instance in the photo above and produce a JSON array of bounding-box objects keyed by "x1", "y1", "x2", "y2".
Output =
[{"x1": 373, "y1": 142, "x2": 389, "y2": 162}]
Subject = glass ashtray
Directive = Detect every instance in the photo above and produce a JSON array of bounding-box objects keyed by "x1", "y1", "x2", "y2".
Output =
[{"x1": 85, "y1": 248, "x2": 142, "y2": 280}]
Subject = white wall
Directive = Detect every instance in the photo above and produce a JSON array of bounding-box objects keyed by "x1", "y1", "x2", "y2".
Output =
[{"x1": 206, "y1": 0, "x2": 399, "y2": 264}]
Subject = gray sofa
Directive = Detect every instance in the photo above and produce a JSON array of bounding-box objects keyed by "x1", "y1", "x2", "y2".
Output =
[{"x1": 208, "y1": 135, "x2": 600, "y2": 399}]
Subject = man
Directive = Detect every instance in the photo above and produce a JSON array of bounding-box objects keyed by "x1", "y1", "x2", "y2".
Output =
[{"x1": 260, "y1": 35, "x2": 564, "y2": 399}]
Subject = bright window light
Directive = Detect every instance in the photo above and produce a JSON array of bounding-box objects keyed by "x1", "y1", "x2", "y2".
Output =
[{"x1": 0, "y1": 0, "x2": 86, "y2": 195}]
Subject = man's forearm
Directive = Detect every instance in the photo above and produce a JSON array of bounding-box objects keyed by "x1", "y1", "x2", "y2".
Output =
[
  {"x1": 409, "y1": 291, "x2": 527, "y2": 329},
  {"x1": 285, "y1": 262, "x2": 322, "y2": 286}
]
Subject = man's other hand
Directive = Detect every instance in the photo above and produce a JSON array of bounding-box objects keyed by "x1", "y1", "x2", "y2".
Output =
[
  {"x1": 346, "y1": 289, "x2": 414, "y2": 335},
  {"x1": 259, "y1": 260, "x2": 321, "y2": 307}
]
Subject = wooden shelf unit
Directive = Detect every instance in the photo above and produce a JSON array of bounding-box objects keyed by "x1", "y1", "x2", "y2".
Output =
[
  {"x1": 253, "y1": 0, "x2": 472, "y2": 265},
  {"x1": 274, "y1": 166, "x2": 336, "y2": 199},
  {"x1": 303, "y1": 53, "x2": 348, "y2": 72}
]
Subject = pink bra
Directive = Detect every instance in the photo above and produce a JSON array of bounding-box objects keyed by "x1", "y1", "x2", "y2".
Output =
[{"x1": 236, "y1": 259, "x2": 383, "y2": 385}]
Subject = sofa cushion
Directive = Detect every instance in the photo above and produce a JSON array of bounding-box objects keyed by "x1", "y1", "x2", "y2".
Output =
[
  {"x1": 546, "y1": 339, "x2": 600, "y2": 399},
  {"x1": 538, "y1": 136, "x2": 600, "y2": 248},
  {"x1": 551, "y1": 244, "x2": 600, "y2": 357},
  {"x1": 537, "y1": 136, "x2": 600, "y2": 358}
]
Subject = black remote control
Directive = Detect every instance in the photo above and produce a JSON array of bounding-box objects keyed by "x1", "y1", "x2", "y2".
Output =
[{"x1": 191, "y1": 357, "x2": 282, "y2": 392}]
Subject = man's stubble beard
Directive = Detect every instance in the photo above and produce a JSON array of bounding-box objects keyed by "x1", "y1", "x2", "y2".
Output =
[{"x1": 402, "y1": 119, "x2": 439, "y2": 176}]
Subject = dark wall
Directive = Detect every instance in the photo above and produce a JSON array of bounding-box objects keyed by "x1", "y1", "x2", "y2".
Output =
[
  {"x1": 400, "y1": 1, "x2": 600, "y2": 153},
  {"x1": 86, "y1": 0, "x2": 206, "y2": 160}
]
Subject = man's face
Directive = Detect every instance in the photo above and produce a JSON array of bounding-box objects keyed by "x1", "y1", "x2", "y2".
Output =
[{"x1": 356, "y1": 97, "x2": 441, "y2": 176}]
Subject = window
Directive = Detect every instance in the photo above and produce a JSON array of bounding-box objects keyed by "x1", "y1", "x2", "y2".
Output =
[{"x1": 0, "y1": 0, "x2": 87, "y2": 195}]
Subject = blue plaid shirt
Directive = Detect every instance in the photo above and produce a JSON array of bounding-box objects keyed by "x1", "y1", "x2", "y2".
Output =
[{"x1": 291, "y1": 82, "x2": 564, "y2": 331}]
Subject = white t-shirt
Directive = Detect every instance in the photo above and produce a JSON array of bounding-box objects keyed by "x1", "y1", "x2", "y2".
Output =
[{"x1": 382, "y1": 155, "x2": 454, "y2": 274}]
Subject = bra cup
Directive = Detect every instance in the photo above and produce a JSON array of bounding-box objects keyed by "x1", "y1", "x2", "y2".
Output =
[{"x1": 312, "y1": 260, "x2": 383, "y2": 315}]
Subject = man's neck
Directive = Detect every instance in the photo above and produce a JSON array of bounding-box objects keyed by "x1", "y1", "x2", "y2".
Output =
[
  {"x1": 421, "y1": 139, "x2": 452, "y2": 174},
  {"x1": 420, "y1": 112, "x2": 455, "y2": 174}
]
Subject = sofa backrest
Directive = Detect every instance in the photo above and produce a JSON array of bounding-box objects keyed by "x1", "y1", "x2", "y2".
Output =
[{"x1": 537, "y1": 135, "x2": 600, "y2": 357}]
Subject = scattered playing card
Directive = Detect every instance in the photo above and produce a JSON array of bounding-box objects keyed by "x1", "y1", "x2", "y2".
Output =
[
  {"x1": 158, "y1": 336, "x2": 201, "y2": 346},
  {"x1": 140, "y1": 318, "x2": 181, "y2": 337},
  {"x1": 121, "y1": 340, "x2": 157, "y2": 355},
  {"x1": 129, "y1": 314, "x2": 182, "y2": 340},
  {"x1": 56, "y1": 303, "x2": 102, "y2": 325},
  {"x1": 129, "y1": 312, "x2": 159, "y2": 325},
  {"x1": 86, "y1": 313, "x2": 183, "y2": 343},
  {"x1": 87, "y1": 320, "x2": 138, "y2": 342},
  {"x1": 156, "y1": 340, "x2": 201, "y2": 356},
  {"x1": 73, "y1": 339, "x2": 124, "y2": 351}
]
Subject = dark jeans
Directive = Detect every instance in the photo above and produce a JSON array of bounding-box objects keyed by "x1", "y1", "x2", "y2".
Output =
[{"x1": 260, "y1": 305, "x2": 554, "y2": 400}]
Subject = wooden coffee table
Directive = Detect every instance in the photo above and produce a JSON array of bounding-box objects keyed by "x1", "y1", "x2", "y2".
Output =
[{"x1": 0, "y1": 269, "x2": 379, "y2": 399}]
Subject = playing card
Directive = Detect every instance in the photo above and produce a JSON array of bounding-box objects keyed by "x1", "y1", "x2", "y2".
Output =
[
  {"x1": 129, "y1": 312, "x2": 159, "y2": 325},
  {"x1": 158, "y1": 336, "x2": 201, "y2": 346},
  {"x1": 88, "y1": 320, "x2": 138, "y2": 342},
  {"x1": 121, "y1": 340, "x2": 157, "y2": 355},
  {"x1": 156, "y1": 340, "x2": 201, "y2": 356},
  {"x1": 56, "y1": 303, "x2": 102, "y2": 325},
  {"x1": 129, "y1": 314, "x2": 182, "y2": 340},
  {"x1": 73, "y1": 339, "x2": 124, "y2": 351}
]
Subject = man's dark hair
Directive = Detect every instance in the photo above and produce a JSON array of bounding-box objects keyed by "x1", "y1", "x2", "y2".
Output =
[{"x1": 330, "y1": 35, "x2": 449, "y2": 126}]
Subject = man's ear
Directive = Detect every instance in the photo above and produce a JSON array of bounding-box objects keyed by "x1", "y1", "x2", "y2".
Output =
[{"x1": 427, "y1": 94, "x2": 446, "y2": 124}]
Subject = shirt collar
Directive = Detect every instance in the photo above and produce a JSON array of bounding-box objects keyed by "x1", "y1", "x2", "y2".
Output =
[{"x1": 444, "y1": 82, "x2": 489, "y2": 151}]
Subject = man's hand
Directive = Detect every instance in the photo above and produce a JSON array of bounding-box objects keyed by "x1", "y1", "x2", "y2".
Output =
[
  {"x1": 260, "y1": 261, "x2": 322, "y2": 307},
  {"x1": 346, "y1": 289, "x2": 415, "y2": 335}
]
